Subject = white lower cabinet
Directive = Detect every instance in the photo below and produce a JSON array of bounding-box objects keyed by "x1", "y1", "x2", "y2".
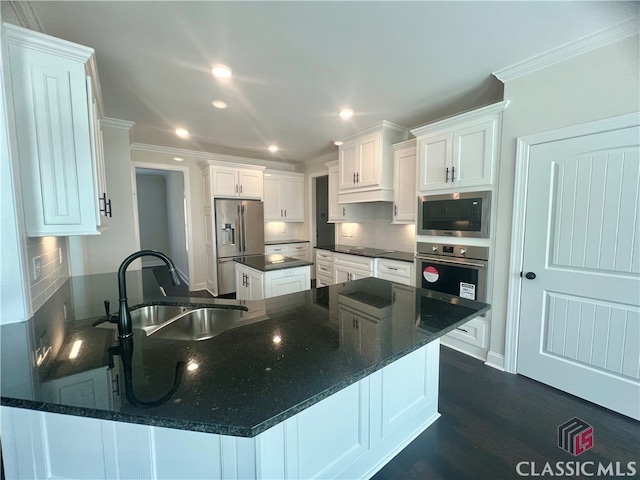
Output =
[
  {"x1": 1, "y1": 341, "x2": 440, "y2": 480},
  {"x1": 333, "y1": 253, "x2": 375, "y2": 283},
  {"x1": 236, "y1": 263, "x2": 310, "y2": 300},
  {"x1": 440, "y1": 316, "x2": 488, "y2": 360},
  {"x1": 235, "y1": 263, "x2": 265, "y2": 300},
  {"x1": 376, "y1": 258, "x2": 415, "y2": 286},
  {"x1": 315, "y1": 249, "x2": 334, "y2": 286}
]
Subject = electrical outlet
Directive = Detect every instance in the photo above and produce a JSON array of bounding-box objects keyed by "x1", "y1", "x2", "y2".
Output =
[{"x1": 33, "y1": 256, "x2": 42, "y2": 281}]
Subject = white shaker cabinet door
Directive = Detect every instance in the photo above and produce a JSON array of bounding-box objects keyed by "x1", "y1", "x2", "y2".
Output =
[{"x1": 9, "y1": 42, "x2": 99, "y2": 235}]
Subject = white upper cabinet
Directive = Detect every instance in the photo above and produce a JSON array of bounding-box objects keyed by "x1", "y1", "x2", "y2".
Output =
[
  {"x1": 412, "y1": 101, "x2": 508, "y2": 193},
  {"x1": 326, "y1": 161, "x2": 364, "y2": 223},
  {"x1": 5, "y1": 23, "x2": 109, "y2": 236},
  {"x1": 200, "y1": 161, "x2": 265, "y2": 199},
  {"x1": 392, "y1": 139, "x2": 417, "y2": 224},
  {"x1": 263, "y1": 170, "x2": 304, "y2": 222},
  {"x1": 335, "y1": 121, "x2": 408, "y2": 203}
]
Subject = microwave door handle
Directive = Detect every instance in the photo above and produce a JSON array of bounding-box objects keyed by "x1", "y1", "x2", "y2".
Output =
[{"x1": 415, "y1": 255, "x2": 486, "y2": 269}]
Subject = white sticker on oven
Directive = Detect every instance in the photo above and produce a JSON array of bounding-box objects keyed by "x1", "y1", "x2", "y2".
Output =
[
  {"x1": 423, "y1": 266, "x2": 439, "y2": 283},
  {"x1": 459, "y1": 282, "x2": 475, "y2": 300}
]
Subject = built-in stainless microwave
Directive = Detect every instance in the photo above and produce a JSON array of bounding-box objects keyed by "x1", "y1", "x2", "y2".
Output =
[{"x1": 417, "y1": 191, "x2": 491, "y2": 238}]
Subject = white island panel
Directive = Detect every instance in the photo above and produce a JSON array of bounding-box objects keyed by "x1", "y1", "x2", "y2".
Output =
[{"x1": 1, "y1": 341, "x2": 440, "y2": 480}]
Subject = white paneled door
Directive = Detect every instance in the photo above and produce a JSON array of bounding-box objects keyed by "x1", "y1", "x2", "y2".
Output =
[{"x1": 517, "y1": 126, "x2": 640, "y2": 420}]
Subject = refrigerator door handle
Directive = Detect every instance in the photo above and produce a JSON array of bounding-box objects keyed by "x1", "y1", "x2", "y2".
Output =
[
  {"x1": 240, "y1": 204, "x2": 246, "y2": 252},
  {"x1": 236, "y1": 205, "x2": 243, "y2": 253}
]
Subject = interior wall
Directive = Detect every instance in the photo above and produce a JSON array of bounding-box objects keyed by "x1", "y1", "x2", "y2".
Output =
[
  {"x1": 491, "y1": 34, "x2": 640, "y2": 359},
  {"x1": 136, "y1": 173, "x2": 171, "y2": 267},
  {"x1": 165, "y1": 171, "x2": 189, "y2": 279},
  {"x1": 68, "y1": 121, "x2": 139, "y2": 276}
]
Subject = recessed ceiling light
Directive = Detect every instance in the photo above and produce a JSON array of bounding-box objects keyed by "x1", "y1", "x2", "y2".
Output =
[
  {"x1": 268, "y1": 145, "x2": 278, "y2": 153},
  {"x1": 175, "y1": 128, "x2": 189, "y2": 138},
  {"x1": 173, "y1": 157, "x2": 184, "y2": 162},
  {"x1": 333, "y1": 140, "x2": 343, "y2": 146},
  {"x1": 211, "y1": 64, "x2": 232, "y2": 79},
  {"x1": 212, "y1": 100, "x2": 228, "y2": 109},
  {"x1": 339, "y1": 108, "x2": 354, "y2": 119}
]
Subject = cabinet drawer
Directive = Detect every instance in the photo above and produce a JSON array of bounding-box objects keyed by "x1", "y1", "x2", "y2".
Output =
[
  {"x1": 266, "y1": 245, "x2": 288, "y2": 254},
  {"x1": 316, "y1": 276, "x2": 332, "y2": 288},
  {"x1": 316, "y1": 249, "x2": 334, "y2": 262},
  {"x1": 288, "y1": 243, "x2": 309, "y2": 253},
  {"x1": 377, "y1": 259, "x2": 413, "y2": 280},
  {"x1": 333, "y1": 253, "x2": 375, "y2": 272},
  {"x1": 446, "y1": 318, "x2": 486, "y2": 348},
  {"x1": 316, "y1": 260, "x2": 333, "y2": 277}
]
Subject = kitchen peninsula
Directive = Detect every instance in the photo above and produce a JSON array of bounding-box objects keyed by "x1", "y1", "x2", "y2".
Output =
[{"x1": 1, "y1": 272, "x2": 489, "y2": 479}]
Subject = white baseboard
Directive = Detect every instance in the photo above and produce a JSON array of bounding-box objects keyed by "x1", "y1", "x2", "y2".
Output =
[{"x1": 485, "y1": 351, "x2": 506, "y2": 371}]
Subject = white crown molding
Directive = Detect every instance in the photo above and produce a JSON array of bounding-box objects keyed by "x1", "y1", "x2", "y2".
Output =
[
  {"x1": 2, "y1": 1, "x2": 42, "y2": 32},
  {"x1": 411, "y1": 100, "x2": 509, "y2": 137},
  {"x1": 335, "y1": 120, "x2": 409, "y2": 143},
  {"x1": 130, "y1": 142, "x2": 298, "y2": 171},
  {"x1": 3, "y1": 22, "x2": 94, "y2": 63},
  {"x1": 493, "y1": 18, "x2": 639, "y2": 83},
  {"x1": 101, "y1": 118, "x2": 134, "y2": 130}
]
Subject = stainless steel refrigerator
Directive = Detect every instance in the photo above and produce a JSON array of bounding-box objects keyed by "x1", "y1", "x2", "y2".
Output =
[{"x1": 215, "y1": 198, "x2": 265, "y2": 295}]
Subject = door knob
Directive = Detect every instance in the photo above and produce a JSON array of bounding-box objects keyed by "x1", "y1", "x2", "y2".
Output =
[{"x1": 525, "y1": 272, "x2": 536, "y2": 280}]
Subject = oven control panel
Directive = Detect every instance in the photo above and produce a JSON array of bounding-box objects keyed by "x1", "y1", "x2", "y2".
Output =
[{"x1": 416, "y1": 242, "x2": 489, "y2": 261}]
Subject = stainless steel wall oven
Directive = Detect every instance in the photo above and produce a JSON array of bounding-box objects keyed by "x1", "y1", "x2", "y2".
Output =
[{"x1": 415, "y1": 242, "x2": 488, "y2": 302}]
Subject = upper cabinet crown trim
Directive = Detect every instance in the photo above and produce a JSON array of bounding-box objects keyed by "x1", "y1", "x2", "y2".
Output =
[
  {"x1": 411, "y1": 101, "x2": 509, "y2": 137},
  {"x1": 4, "y1": 22, "x2": 95, "y2": 62},
  {"x1": 493, "y1": 18, "x2": 639, "y2": 83},
  {"x1": 335, "y1": 120, "x2": 408, "y2": 144}
]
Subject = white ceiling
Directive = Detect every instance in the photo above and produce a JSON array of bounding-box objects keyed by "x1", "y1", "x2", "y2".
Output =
[{"x1": 17, "y1": 1, "x2": 638, "y2": 164}]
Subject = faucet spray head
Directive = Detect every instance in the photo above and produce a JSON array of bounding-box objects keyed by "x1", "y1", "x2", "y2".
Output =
[{"x1": 169, "y1": 268, "x2": 180, "y2": 286}]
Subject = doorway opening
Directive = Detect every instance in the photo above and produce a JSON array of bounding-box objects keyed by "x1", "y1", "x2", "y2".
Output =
[
  {"x1": 315, "y1": 175, "x2": 334, "y2": 247},
  {"x1": 135, "y1": 167, "x2": 190, "y2": 289}
]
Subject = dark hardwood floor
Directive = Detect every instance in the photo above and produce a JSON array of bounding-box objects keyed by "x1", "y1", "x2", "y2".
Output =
[{"x1": 373, "y1": 346, "x2": 639, "y2": 480}]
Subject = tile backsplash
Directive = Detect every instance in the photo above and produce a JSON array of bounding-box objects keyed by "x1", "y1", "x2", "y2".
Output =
[
  {"x1": 26, "y1": 236, "x2": 70, "y2": 313},
  {"x1": 265, "y1": 222, "x2": 306, "y2": 242},
  {"x1": 337, "y1": 203, "x2": 415, "y2": 253}
]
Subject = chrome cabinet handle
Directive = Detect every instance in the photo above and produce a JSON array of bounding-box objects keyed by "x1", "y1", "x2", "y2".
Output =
[
  {"x1": 235, "y1": 184, "x2": 238, "y2": 193},
  {"x1": 394, "y1": 204, "x2": 397, "y2": 216},
  {"x1": 451, "y1": 166, "x2": 455, "y2": 182},
  {"x1": 445, "y1": 167, "x2": 450, "y2": 182},
  {"x1": 356, "y1": 172, "x2": 359, "y2": 183},
  {"x1": 342, "y1": 207, "x2": 346, "y2": 216},
  {"x1": 240, "y1": 185, "x2": 243, "y2": 194},
  {"x1": 353, "y1": 172, "x2": 356, "y2": 184}
]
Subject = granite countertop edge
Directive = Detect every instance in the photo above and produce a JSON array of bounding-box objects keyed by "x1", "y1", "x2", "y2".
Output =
[
  {"x1": 315, "y1": 245, "x2": 415, "y2": 263},
  {"x1": 0, "y1": 304, "x2": 489, "y2": 438},
  {"x1": 265, "y1": 239, "x2": 310, "y2": 245}
]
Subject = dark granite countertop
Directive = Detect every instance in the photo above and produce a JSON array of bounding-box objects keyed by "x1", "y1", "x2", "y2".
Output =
[
  {"x1": 234, "y1": 254, "x2": 313, "y2": 272},
  {"x1": 316, "y1": 244, "x2": 415, "y2": 262},
  {"x1": 265, "y1": 239, "x2": 310, "y2": 245},
  {"x1": 1, "y1": 273, "x2": 489, "y2": 438}
]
